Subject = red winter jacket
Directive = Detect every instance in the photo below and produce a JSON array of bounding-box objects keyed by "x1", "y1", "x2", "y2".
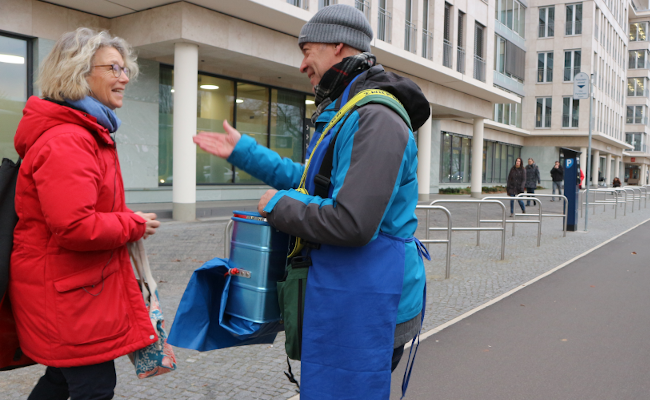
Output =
[{"x1": 10, "y1": 97, "x2": 156, "y2": 368}]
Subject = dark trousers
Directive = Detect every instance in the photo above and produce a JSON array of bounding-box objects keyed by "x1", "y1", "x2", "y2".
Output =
[
  {"x1": 391, "y1": 345, "x2": 405, "y2": 372},
  {"x1": 525, "y1": 187, "x2": 536, "y2": 206},
  {"x1": 28, "y1": 360, "x2": 116, "y2": 400}
]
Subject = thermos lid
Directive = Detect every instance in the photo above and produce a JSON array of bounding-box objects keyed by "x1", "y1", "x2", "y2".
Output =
[{"x1": 232, "y1": 210, "x2": 268, "y2": 224}]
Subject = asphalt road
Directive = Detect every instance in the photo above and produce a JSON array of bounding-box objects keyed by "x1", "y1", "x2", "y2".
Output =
[{"x1": 391, "y1": 220, "x2": 650, "y2": 400}]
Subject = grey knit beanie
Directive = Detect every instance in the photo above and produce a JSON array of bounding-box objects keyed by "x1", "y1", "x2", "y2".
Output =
[{"x1": 298, "y1": 4, "x2": 373, "y2": 52}]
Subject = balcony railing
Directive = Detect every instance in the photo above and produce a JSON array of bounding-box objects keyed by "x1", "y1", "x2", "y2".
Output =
[
  {"x1": 563, "y1": 66, "x2": 580, "y2": 81},
  {"x1": 626, "y1": 116, "x2": 648, "y2": 124},
  {"x1": 536, "y1": 113, "x2": 552, "y2": 128},
  {"x1": 562, "y1": 115, "x2": 579, "y2": 128},
  {"x1": 422, "y1": 29, "x2": 433, "y2": 60},
  {"x1": 474, "y1": 55, "x2": 486, "y2": 82},
  {"x1": 537, "y1": 67, "x2": 553, "y2": 82},
  {"x1": 538, "y1": 22, "x2": 554, "y2": 37},
  {"x1": 355, "y1": 0, "x2": 371, "y2": 21},
  {"x1": 443, "y1": 39, "x2": 453, "y2": 68},
  {"x1": 404, "y1": 21, "x2": 417, "y2": 53},
  {"x1": 378, "y1": 7, "x2": 392, "y2": 44},
  {"x1": 566, "y1": 20, "x2": 582, "y2": 35},
  {"x1": 457, "y1": 47, "x2": 466, "y2": 74}
]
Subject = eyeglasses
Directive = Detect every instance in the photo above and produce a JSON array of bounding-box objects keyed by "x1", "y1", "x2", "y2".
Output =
[{"x1": 93, "y1": 64, "x2": 130, "y2": 79}]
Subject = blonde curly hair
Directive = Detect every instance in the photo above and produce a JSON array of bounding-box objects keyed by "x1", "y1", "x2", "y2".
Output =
[{"x1": 38, "y1": 27, "x2": 139, "y2": 101}]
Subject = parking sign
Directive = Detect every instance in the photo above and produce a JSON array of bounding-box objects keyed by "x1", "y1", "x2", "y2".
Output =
[{"x1": 573, "y1": 72, "x2": 590, "y2": 99}]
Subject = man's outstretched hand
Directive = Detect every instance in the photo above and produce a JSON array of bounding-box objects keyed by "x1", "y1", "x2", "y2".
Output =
[{"x1": 193, "y1": 120, "x2": 241, "y2": 159}]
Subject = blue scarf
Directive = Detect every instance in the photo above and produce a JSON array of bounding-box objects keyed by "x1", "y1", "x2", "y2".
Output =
[{"x1": 66, "y1": 96, "x2": 121, "y2": 133}]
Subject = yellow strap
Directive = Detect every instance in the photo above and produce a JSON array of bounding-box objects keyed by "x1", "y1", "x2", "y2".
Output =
[{"x1": 287, "y1": 89, "x2": 403, "y2": 258}]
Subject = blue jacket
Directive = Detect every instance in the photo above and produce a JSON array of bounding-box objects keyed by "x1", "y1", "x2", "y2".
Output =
[{"x1": 228, "y1": 65, "x2": 430, "y2": 334}]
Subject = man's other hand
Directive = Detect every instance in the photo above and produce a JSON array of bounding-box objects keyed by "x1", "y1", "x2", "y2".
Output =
[{"x1": 258, "y1": 189, "x2": 278, "y2": 217}]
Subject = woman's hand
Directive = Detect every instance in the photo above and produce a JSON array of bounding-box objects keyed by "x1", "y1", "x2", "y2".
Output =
[
  {"x1": 134, "y1": 212, "x2": 161, "y2": 239},
  {"x1": 193, "y1": 120, "x2": 241, "y2": 159}
]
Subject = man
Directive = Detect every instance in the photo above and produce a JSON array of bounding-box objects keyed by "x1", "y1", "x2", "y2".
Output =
[
  {"x1": 525, "y1": 158, "x2": 541, "y2": 206},
  {"x1": 193, "y1": 4, "x2": 429, "y2": 399},
  {"x1": 550, "y1": 161, "x2": 564, "y2": 201}
]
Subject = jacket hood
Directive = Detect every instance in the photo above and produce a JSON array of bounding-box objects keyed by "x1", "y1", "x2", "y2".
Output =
[
  {"x1": 349, "y1": 65, "x2": 431, "y2": 131},
  {"x1": 14, "y1": 96, "x2": 113, "y2": 159}
]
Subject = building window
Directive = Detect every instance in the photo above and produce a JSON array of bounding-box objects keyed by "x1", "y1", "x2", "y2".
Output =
[
  {"x1": 538, "y1": 6, "x2": 555, "y2": 38},
  {"x1": 494, "y1": 102, "x2": 522, "y2": 128},
  {"x1": 565, "y1": 3, "x2": 582, "y2": 36},
  {"x1": 626, "y1": 105, "x2": 647, "y2": 125},
  {"x1": 562, "y1": 97, "x2": 579, "y2": 128},
  {"x1": 319, "y1": 0, "x2": 337, "y2": 9},
  {"x1": 626, "y1": 132, "x2": 645, "y2": 152},
  {"x1": 474, "y1": 23, "x2": 486, "y2": 82},
  {"x1": 630, "y1": 22, "x2": 648, "y2": 41},
  {"x1": 482, "y1": 140, "x2": 521, "y2": 183},
  {"x1": 627, "y1": 78, "x2": 647, "y2": 97},
  {"x1": 355, "y1": 0, "x2": 371, "y2": 19},
  {"x1": 158, "y1": 66, "x2": 309, "y2": 186},
  {"x1": 440, "y1": 132, "x2": 472, "y2": 183},
  {"x1": 287, "y1": 0, "x2": 309, "y2": 10},
  {"x1": 535, "y1": 97, "x2": 552, "y2": 128},
  {"x1": 404, "y1": 0, "x2": 417, "y2": 53},
  {"x1": 563, "y1": 49, "x2": 581, "y2": 81},
  {"x1": 443, "y1": 3, "x2": 452, "y2": 67},
  {"x1": 629, "y1": 50, "x2": 649, "y2": 69},
  {"x1": 537, "y1": 52, "x2": 553, "y2": 82},
  {"x1": 496, "y1": 0, "x2": 525, "y2": 36},
  {"x1": 378, "y1": 0, "x2": 392, "y2": 43},
  {"x1": 0, "y1": 34, "x2": 30, "y2": 162},
  {"x1": 456, "y1": 11, "x2": 465, "y2": 73}
]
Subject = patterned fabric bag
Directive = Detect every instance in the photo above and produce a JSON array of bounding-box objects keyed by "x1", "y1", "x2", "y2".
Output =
[{"x1": 127, "y1": 239, "x2": 177, "y2": 378}]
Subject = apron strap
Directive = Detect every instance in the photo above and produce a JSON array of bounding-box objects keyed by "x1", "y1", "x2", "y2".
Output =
[{"x1": 401, "y1": 282, "x2": 426, "y2": 399}]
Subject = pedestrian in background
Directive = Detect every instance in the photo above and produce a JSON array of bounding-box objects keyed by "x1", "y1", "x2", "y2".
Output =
[
  {"x1": 550, "y1": 160, "x2": 564, "y2": 201},
  {"x1": 10, "y1": 28, "x2": 161, "y2": 400},
  {"x1": 525, "y1": 158, "x2": 541, "y2": 206},
  {"x1": 613, "y1": 177, "x2": 622, "y2": 187},
  {"x1": 507, "y1": 157, "x2": 526, "y2": 217}
]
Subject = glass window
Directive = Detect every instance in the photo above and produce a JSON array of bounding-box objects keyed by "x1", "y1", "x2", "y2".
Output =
[
  {"x1": 630, "y1": 22, "x2": 648, "y2": 41},
  {"x1": 564, "y1": 50, "x2": 581, "y2": 81},
  {"x1": 451, "y1": 135, "x2": 462, "y2": 182},
  {"x1": 159, "y1": 66, "x2": 308, "y2": 186},
  {"x1": 0, "y1": 34, "x2": 29, "y2": 162},
  {"x1": 197, "y1": 75, "x2": 235, "y2": 184},
  {"x1": 270, "y1": 89, "x2": 306, "y2": 165},
  {"x1": 538, "y1": 6, "x2": 555, "y2": 38},
  {"x1": 536, "y1": 97, "x2": 552, "y2": 128},
  {"x1": 506, "y1": 0, "x2": 514, "y2": 29},
  {"x1": 235, "y1": 83, "x2": 269, "y2": 184},
  {"x1": 461, "y1": 137, "x2": 471, "y2": 183},
  {"x1": 629, "y1": 50, "x2": 649, "y2": 69},
  {"x1": 500, "y1": 143, "x2": 508, "y2": 183},
  {"x1": 538, "y1": 52, "x2": 553, "y2": 82},
  {"x1": 628, "y1": 78, "x2": 647, "y2": 97},
  {"x1": 626, "y1": 132, "x2": 643, "y2": 151},
  {"x1": 441, "y1": 133, "x2": 452, "y2": 183},
  {"x1": 562, "y1": 97, "x2": 579, "y2": 128},
  {"x1": 485, "y1": 141, "x2": 494, "y2": 182}
]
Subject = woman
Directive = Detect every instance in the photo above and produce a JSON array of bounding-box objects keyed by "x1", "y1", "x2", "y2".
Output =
[
  {"x1": 524, "y1": 158, "x2": 541, "y2": 206},
  {"x1": 507, "y1": 157, "x2": 526, "y2": 217},
  {"x1": 613, "y1": 177, "x2": 622, "y2": 187},
  {"x1": 10, "y1": 28, "x2": 161, "y2": 399}
]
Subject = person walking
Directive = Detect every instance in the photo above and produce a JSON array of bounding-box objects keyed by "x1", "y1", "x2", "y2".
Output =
[
  {"x1": 194, "y1": 5, "x2": 429, "y2": 399},
  {"x1": 613, "y1": 177, "x2": 622, "y2": 187},
  {"x1": 550, "y1": 161, "x2": 564, "y2": 201},
  {"x1": 507, "y1": 157, "x2": 527, "y2": 217},
  {"x1": 524, "y1": 158, "x2": 541, "y2": 206},
  {"x1": 10, "y1": 28, "x2": 161, "y2": 400}
]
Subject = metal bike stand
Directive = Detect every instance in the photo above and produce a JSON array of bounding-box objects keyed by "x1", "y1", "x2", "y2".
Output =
[
  {"x1": 482, "y1": 196, "x2": 542, "y2": 247},
  {"x1": 429, "y1": 199, "x2": 507, "y2": 261},
  {"x1": 516, "y1": 193, "x2": 568, "y2": 236},
  {"x1": 416, "y1": 205, "x2": 452, "y2": 279}
]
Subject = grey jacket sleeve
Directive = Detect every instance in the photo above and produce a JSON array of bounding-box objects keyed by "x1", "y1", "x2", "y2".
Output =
[{"x1": 266, "y1": 104, "x2": 410, "y2": 247}]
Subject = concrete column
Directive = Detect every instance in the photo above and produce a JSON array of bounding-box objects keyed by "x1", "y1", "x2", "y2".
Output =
[
  {"x1": 172, "y1": 42, "x2": 198, "y2": 221},
  {"x1": 605, "y1": 153, "x2": 612, "y2": 186},
  {"x1": 615, "y1": 156, "x2": 621, "y2": 180},
  {"x1": 417, "y1": 107, "x2": 432, "y2": 201},
  {"x1": 592, "y1": 150, "x2": 600, "y2": 187},
  {"x1": 471, "y1": 118, "x2": 484, "y2": 198},
  {"x1": 580, "y1": 147, "x2": 587, "y2": 185},
  {"x1": 643, "y1": 164, "x2": 648, "y2": 185}
]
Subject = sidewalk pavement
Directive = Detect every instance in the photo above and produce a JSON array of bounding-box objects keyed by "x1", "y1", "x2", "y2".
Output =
[{"x1": 3, "y1": 188, "x2": 649, "y2": 399}]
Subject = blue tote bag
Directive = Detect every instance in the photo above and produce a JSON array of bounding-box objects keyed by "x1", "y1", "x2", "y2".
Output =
[{"x1": 167, "y1": 257, "x2": 282, "y2": 351}]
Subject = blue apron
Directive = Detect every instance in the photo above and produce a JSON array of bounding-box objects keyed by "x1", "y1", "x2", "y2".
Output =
[{"x1": 300, "y1": 232, "x2": 407, "y2": 400}]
